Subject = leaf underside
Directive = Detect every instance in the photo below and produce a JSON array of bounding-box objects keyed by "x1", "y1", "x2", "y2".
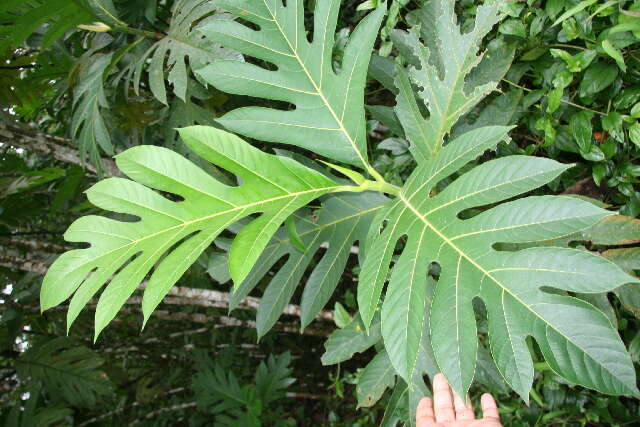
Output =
[
  {"x1": 197, "y1": 0, "x2": 385, "y2": 169},
  {"x1": 358, "y1": 0, "x2": 639, "y2": 401},
  {"x1": 360, "y1": 125, "x2": 638, "y2": 400}
]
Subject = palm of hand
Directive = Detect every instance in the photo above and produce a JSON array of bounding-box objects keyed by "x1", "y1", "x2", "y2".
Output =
[{"x1": 417, "y1": 374, "x2": 502, "y2": 427}]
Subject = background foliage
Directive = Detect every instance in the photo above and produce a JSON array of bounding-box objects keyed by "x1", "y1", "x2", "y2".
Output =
[{"x1": 1, "y1": 0, "x2": 640, "y2": 425}]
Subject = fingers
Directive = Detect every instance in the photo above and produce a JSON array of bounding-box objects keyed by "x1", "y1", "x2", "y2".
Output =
[
  {"x1": 432, "y1": 373, "x2": 456, "y2": 423},
  {"x1": 426, "y1": 374, "x2": 500, "y2": 424},
  {"x1": 481, "y1": 393, "x2": 500, "y2": 420},
  {"x1": 416, "y1": 397, "x2": 435, "y2": 427},
  {"x1": 453, "y1": 390, "x2": 475, "y2": 420}
]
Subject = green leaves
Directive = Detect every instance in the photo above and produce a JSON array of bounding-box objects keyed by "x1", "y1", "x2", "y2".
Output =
[
  {"x1": 196, "y1": 0, "x2": 385, "y2": 173},
  {"x1": 391, "y1": 0, "x2": 508, "y2": 163},
  {"x1": 230, "y1": 192, "x2": 386, "y2": 337},
  {"x1": 569, "y1": 110, "x2": 594, "y2": 154},
  {"x1": 550, "y1": 48, "x2": 596, "y2": 72},
  {"x1": 193, "y1": 351, "x2": 295, "y2": 424},
  {"x1": 321, "y1": 313, "x2": 381, "y2": 365},
  {"x1": 357, "y1": 350, "x2": 395, "y2": 408},
  {"x1": 601, "y1": 39, "x2": 626, "y2": 72},
  {"x1": 358, "y1": 122, "x2": 639, "y2": 400},
  {"x1": 72, "y1": 49, "x2": 114, "y2": 166},
  {"x1": 34, "y1": 0, "x2": 640, "y2": 411},
  {"x1": 127, "y1": 0, "x2": 240, "y2": 105},
  {"x1": 578, "y1": 61, "x2": 618, "y2": 99},
  {"x1": 14, "y1": 337, "x2": 112, "y2": 407},
  {"x1": 348, "y1": 1, "x2": 640, "y2": 403},
  {"x1": 0, "y1": 0, "x2": 93, "y2": 54},
  {"x1": 40, "y1": 126, "x2": 346, "y2": 337}
]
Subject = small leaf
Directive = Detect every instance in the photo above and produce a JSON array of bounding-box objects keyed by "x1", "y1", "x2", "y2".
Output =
[
  {"x1": 579, "y1": 62, "x2": 618, "y2": 98},
  {"x1": 581, "y1": 144, "x2": 605, "y2": 162},
  {"x1": 601, "y1": 39, "x2": 627, "y2": 72},
  {"x1": 499, "y1": 19, "x2": 527, "y2": 38},
  {"x1": 569, "y1": 111, "x2": 594, "y2": 153},
  {"x1": 285, "y1": 216, "x2": 308, "y2": 253},
  {"x1": 333, "y1": 302, "x2": 351, "y2": 329},
  {"x1": 368, "y1": 54, "x2": 397, "y2": 94},
  {"x1": 552, "y1": 0, "x2": 599, "y2": 26},
  {"x1": 551, "y1": 48, "x2": 596, "y2": 72},
  {"x1": 357, "y1": 350, "x2": 396, "y2": 408},
  {"x1": 380, "y1": 381, "x2": 410, "y2": 427},
  {"x1": 629, "y1": 123, "x2": 640, "y2": 149},
  {"x1": 602, "y1": 111, "x2": 624, "y2": 142},
  {"x1": 378, "y1": 138, "x2": 409, "y2": 156},
  {"x1": 321, "y1": 313, "x2": 381, "y2": 365},
  {"x1": 356, "y1": 0, "x2": 378, "y2": 12}
]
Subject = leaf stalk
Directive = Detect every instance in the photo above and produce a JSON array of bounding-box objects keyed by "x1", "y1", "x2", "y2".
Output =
[
  {"x1": 110, "y1": 25, "x2": 165, "y2": 40},
  {"x1": 340, "y1": 180, "x2": 400, "y2": 196}
]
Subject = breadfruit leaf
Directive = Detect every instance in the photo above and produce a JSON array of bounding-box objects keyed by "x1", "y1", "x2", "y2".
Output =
[
  {"x1": 196, "y1": 0, "x2": 386, "y2": 174},
  {"x1": 40, "y1": 126, "x2": 350, "y2": 338},
  {"x1": 357, "y1": 125, "x2": 639, "y2": 401}
]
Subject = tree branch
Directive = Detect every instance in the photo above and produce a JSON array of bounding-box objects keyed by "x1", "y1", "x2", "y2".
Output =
[
  {"x1": 0, "y1": 121, "x2": 118, "y2": 176},
  {"x1": 0, "y1": 252, "x2": 335, "y2": 325},
  {"x1": 1, "y1": 237, "x2": 67, "y2": 254}
]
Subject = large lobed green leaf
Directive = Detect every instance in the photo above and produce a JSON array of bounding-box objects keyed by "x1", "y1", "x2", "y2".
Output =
[
  {"x1": 355, "y1": 0, "x2": 638, "y2": 402},
  {"x1": 40, "y1": 126, "x2": 350, "y2": 338},
  {"x1": 358, "y1": 124, "x2": 639, "y2": 401},
  {"x1": 196, "y1": 0, "x2": 385, "y2": 173}
]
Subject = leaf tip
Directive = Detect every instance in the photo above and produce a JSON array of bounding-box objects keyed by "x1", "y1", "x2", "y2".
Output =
[{"x1": 141, "y1": 314, "x2": 150, "y2": 330}]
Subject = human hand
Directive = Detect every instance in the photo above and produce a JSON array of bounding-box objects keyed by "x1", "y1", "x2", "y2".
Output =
[{"x1": 416, "y1": 373, "x2": 502, "y2": 427}]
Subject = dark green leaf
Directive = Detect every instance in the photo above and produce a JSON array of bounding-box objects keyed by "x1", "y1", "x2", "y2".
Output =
[
  {"x1": 357, "y1": 350, "x2": 396, "y2": 408},
  {"x1": 321, "y1": 313, "x2": 381, "y2": 365},
  {"x1": 579, "y1": 62, "x2": 618, "y2": 98}
]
